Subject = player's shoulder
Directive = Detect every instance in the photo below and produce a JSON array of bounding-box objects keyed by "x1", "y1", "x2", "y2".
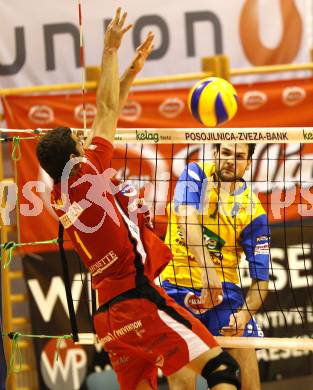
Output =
[
  {"x1": 183, "y1": 161, "x2": 214, "y2": 181},
  {"x1": 87, "y1": 136, "x2": 113, "y2": 150}
]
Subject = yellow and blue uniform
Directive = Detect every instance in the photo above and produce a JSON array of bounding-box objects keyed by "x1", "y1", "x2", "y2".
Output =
[{"x1": 162, "y1": 162, "x2": 270, "y2": 336}]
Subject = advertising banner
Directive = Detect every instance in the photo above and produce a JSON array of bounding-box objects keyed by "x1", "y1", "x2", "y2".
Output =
[
  {"x1": 0, "y1": 0, "x2": 311, "y2": 88},
  {"x1": 3, "y1": 80, "x2": 313, "y2": 246}
]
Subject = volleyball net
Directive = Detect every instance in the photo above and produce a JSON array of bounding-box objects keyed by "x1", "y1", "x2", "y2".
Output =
[{"x1": 2, "y1": 127, "x2": 313, "y2": 357}]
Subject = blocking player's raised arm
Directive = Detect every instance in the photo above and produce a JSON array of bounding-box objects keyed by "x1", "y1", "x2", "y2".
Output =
[
  {"x1": 84, "y1": 8, "x2": 132, "y2": 147},
  {"x1": 118, "y1": 32, "x2": 154, "y2": 113}
]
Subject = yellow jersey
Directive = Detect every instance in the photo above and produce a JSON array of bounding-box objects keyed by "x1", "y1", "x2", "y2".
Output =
[{"x1": 162, "y1": 162, "x2": 270, "y2": 288}]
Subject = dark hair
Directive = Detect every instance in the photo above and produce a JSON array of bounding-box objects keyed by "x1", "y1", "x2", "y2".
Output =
[
  {"x1": 36, "y1": 127, "x2": 77, "y2": 182},
  {"x1": 213, "y1": 143, "x2": 256, "y2": 159}
]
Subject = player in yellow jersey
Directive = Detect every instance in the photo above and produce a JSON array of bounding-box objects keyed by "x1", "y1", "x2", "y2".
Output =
[{"x1": 162, "y1": 143, "x2": 270, "y2": 390}]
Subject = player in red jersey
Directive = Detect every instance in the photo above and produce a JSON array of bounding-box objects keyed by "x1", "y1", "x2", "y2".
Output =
[{"x1": 36, "y1": 8, "x2": 241, "y2": 390}]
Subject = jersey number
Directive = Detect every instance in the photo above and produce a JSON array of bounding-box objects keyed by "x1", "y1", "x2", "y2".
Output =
[{"x1": 74, "y1": 231, "x2": 92, "y2": 260}]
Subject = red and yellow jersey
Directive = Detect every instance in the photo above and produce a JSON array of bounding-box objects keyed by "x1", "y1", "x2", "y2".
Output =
[
  {"x1": 52, "y1": 137, "x2": 171, "y2": 305},
  {"x1": 162, "y1": 162, "x2": 270, "y2": 288}
]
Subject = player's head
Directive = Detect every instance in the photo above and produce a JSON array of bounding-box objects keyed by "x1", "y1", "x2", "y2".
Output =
[
  {"x1": 213, "y1": 143, "x2": 255, "y2": 182},
  {"x1": 36, "y1": 127, "x2": 84, "y2": 182}
]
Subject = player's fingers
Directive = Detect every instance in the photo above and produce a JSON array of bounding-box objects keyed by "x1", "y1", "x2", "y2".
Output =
[
  {"x1": 131, "y1": 51, "x2": 142, "y2": 67},
  {"x1": 144, "y1": 33, "x2": 155, "y2": 52},
  {"x1": 200, "y1": 290, "x2": 211, "y2": 308},
  {"x1": 220, "y1": 327, "x2": 235, "y2": 336},
  {"x1": 211, "y1": 287, "x2": 223, "y2": 306},
  {"x1": 147, "y1": 44, "x2": 154, "y2": 56},
  {"x1": 137, "y1": 32, "x2": 154, "y2": 51},
  {"x1": 118, "y1": 11, "x2": 127, "y2": 28},
  {"x1": 201, "y1": 288, "x2": 220, "y2": 308},
  {"x1": 113, "y1": 7, "x2": 121, "y2": 25},
  {"x1": 228, "y1": 314, "x2": 236, "y2": 327},
  {"x1": 106, "y1": 18, "x2": 114, "y2": 30},
  {"x1": 122, "y1": 24, "x2": 133, "y2": 35}
]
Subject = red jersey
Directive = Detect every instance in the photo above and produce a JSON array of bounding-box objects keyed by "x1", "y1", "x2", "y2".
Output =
[{"x1": 52, "y1": 137, "x2": 172, "y2": 305}]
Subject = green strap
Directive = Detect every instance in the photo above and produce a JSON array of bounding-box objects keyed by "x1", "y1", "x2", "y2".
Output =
[
  {"x1": 11, "y1": 137, "x2": 21, "y2": 162},
  {"x1": 3, "y1": 332, "x2": 72, "y2": 373},
  {"x1": 1, "y1": 239, "x2": 58, "y2": 268},
  {"x1": 1, "y1": 241, "x2": 17, "y2": 268},
  {"x1": 9, "y1": 332, "x2": 22, "y2": 373}
]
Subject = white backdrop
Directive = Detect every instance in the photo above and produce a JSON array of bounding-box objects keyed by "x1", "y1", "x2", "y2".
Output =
[{"x1": 0, "y1": 0, "x2": 312, "y2": 88}]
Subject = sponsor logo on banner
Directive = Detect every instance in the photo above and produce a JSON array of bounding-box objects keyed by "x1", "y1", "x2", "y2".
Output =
[
  {"x1": 136, "y1": 130, "x2": 159, "y2": 143},
  {"x1": 242, "y1": 91, "x2": 267, "y2": 110},
  {"x1": 184, "y1": 292, "x2": 208, "y2": 315},
  {"x1": 282, "y1": 87, "x2": 306, "y2": 106},
  {"x1": 74, "y1": 103, "x2": 96, "y2": 124},
  {"x1": 0, "y1": 0, "x2": 307, "y2": 86},
  {"x1": 40, "y1": 338, "x2": 87, "y2": 390},
  {"x1": 28, "y1": 105, "x2": 54, "y2": 124},
  {"x1": 120, "y1": 100, "x2": 142, "y2": 121},
  {"x1": 240, "y1": 0, "x2": 303, "y2": 66},
  {"x1": 158, "y1": 98, "x2": 185, "y2": 118}
]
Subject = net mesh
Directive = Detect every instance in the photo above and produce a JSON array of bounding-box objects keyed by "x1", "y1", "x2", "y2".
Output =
[
  {"x1": 110, "y1": 141, "x2": 313, "y2": 340},
  {"x1": 2, "y1": 131, "x2": 313, "y2": 351}
]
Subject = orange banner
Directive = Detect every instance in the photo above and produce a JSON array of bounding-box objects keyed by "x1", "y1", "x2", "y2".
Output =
[
  {"x1": 3, "y1": 78, "x2": 313, "y2": 129},
  {"x1": 3, "y1": 79, "x2": 313, "y2": 251}
]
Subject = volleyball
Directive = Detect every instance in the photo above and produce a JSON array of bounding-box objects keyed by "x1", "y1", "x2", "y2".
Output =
[{"x1": 188, "y1": 77, "x2": 238, "y2": 127}]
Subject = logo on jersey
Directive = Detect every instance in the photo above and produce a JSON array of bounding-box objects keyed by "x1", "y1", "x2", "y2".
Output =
[
  {"x1": 184, "y1": 292, "x2": 209, "y2": 315},
  {"x1": 256, "y1": 236, "x2": 268, "y2": 242},
  {"x1": 99, "y1": 320, "x2": 144, "y2": 346},
  {"x1": 89, "y1": 250, "x2": 119, "y2": 276},
  {"x1": 175, "y1": 226, "x2": 186, "y2": 247},
  {"x1": 255, "y1": 241, "x2": 270, "y2": 255},
  {"x1": 255, "y1": 236, "x2": 270, "y2": 255},
  {"x1": 202, "y1": 227, "x2": 225, "y2": 263},
  {"x1": 112, "y1": 355, "x2": 130, "y2": 368},
  {"x1": 58, "y1": 201, "x2": 84, "y2": 229}
]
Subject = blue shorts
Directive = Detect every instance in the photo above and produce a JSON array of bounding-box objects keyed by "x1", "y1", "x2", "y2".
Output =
[{"x1": 162, "y1": 280, "x2": 263, "y2": 337}]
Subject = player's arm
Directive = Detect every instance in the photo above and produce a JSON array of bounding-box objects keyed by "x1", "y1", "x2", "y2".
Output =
[
  {"x1": 240, "y1": 278, "x2": 268, "y2": 320},
  {"x1": 174, "y1": 162, "x2": 223, "y2": 308},
  {"x1": 84, "y1": 8, "x2": 132, "y2": 147},
  {"x1": 176, "y1": 205, "x2": 223, "y2": 308},
  {"x1": 118, "y1": 32, "x2": 154, "y2": 113},
  {"x1": 221, "y1": 278, "x2": 269, "y2": 337},
  {"x1": 221, "y1": 213, "x2": 270, "y2": 336}
]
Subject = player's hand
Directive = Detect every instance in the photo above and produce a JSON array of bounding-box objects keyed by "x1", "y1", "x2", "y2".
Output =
[
  {"x1": 220, "y1": 310, "x2": 250, "y2": 336},
  {"x1": 130, "y1": 32, "x2": 154, "y2": 74},
  {"x1": 104, "y1": 8, "x2": 132, "y2": 51},
  {"x1": 200, "y1": 269, "x2": 223, "y2": 309}
]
